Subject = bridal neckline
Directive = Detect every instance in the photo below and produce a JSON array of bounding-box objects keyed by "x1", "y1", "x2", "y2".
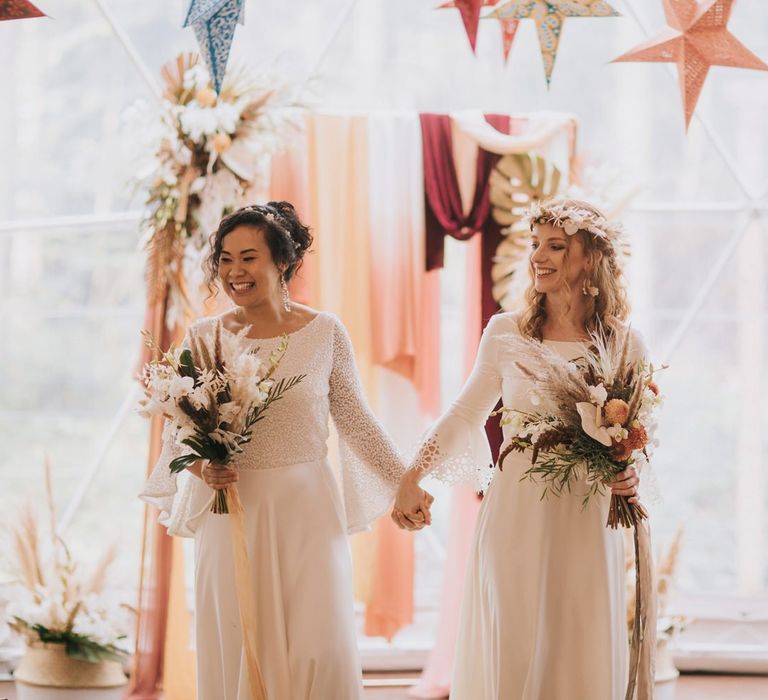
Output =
[
  {"x1": 222, "y1": 311, "x2": 323, "y2": 342},
  {"x1": 542, "y1": 338, "x2": 586, "y2": 344}
]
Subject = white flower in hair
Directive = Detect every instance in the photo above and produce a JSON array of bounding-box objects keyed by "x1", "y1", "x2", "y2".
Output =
[{"x1": 526, "y1": 199, "x2": 626, "y2": 257}]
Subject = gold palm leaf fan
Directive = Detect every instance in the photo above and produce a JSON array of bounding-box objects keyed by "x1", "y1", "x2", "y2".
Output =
[{"x1": 489, "y1": 153, "x2": 562, "y2": 310}]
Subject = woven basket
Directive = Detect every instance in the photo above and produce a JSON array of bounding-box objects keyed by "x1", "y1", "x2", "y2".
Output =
[{"x1": 13, "y1": 642, "x2": 127, "y2": 689}]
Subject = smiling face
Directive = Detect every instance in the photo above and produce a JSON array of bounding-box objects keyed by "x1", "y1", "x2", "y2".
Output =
[
  {"x1": 217, "y1": 225, "x2": 283, "y2": 307},
  {"x1": 529, "y1": 222, "x2": 588, "y2": 295}
]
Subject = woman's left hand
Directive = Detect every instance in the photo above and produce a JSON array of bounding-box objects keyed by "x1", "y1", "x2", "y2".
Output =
[
  {"x1": 610, "y1": 466, "x2": 640, "y2": 504},
  {"x1": 392, "y1": 473, "x2": 434, "y2": 531}
]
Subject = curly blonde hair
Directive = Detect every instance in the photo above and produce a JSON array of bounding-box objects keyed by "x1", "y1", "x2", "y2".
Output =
[{"x1": 518, "y1": 198, "x2": 630, "y2": 339}]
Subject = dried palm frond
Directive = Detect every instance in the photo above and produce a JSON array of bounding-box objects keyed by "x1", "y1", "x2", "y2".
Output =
[
  {"x1": 145, "y1": 222, "x2": 181, "y2": 305},
  {"x1": 10, "y1": 505, "x2": 44, "y2": 592},
  {"x1": 500, "y1": 333, "x2": 591, "y2": 422},
  {"x1": 43, "y1": 452, "x2": 56, "y2": 546},
  {"x1": 213, "y1": 321, "x2": 224, "y2": 374},
  {"x1": 161, "y1": 52, "x2": 198, "y2": 103},
  {"x1": 657, "y1": 527, "x2": 684, "y2": 611},
  {"x1": 579, "y1": 324, "x2": 630, "y2": 389},
  {"x1": 490, "y1": 153, "x2": 562, "y2": 310}
]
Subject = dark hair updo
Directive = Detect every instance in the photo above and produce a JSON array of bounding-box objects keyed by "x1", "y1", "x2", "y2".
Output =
[{"x1": 206, "y1": 201, "x2": 313, "y2": 287}]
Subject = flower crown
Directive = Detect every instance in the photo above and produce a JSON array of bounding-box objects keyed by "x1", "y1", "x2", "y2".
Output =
[{"x1": 526, "y1": 199, "x2": 626, "y2": 256}]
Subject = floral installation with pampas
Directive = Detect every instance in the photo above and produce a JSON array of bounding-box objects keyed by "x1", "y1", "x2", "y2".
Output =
[
  {"x1": 126, "y1": 52, "x2": 301, "y2": 328},
  {"x1": 6, "y1": 459, "x2": 132, "y2": 663}
]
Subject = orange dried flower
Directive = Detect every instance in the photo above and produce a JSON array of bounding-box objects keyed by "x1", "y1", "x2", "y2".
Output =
[
  {"x1": 605, "y1": 398, "x2": 630, "y2": 426},
  {"x1": 625, "y1": 424, "x2": 648, "y2": 451},
  {"x1": 211, "y1": 132, "x2": 232, "y2": 154},
  {"x1": 611, "y1": 440, "x2": 634, "y2": 462},
  {"x1": 610, "y1": 424, "x2": 648, "y2": 462},
  {"x1": 195, "y1": 87, "x2": 217, "y2": 107},
  {"x1": 648, "y1": 382, "x2": 659, "y2": 396}
]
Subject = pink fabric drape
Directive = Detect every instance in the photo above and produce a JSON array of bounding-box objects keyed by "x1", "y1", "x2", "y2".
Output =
[
  {"x1": 420, "y1": 112, "x2": 511, "y2": 461},
  {"x1": 368, "y1": 112, "x2": 441, "y2": 418},
  {"x1": 268, "y1": 119, "x2": 314, "y2": 306},
  {"x1": 409, "y1": 231, "x2": 484, "y2": 700}
]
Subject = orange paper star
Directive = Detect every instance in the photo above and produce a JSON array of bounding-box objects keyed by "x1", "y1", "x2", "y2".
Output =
[
  {"x1": 438, "y1": 0, "x2": 520, "y2": 62},
  {"x1": 613, "y1": 0, "x2": 768, "y2": 128}
]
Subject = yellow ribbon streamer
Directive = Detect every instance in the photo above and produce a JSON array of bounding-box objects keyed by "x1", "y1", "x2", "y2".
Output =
[{"x1": 226, "y1": 484, "x2": 268, "y2": 700}]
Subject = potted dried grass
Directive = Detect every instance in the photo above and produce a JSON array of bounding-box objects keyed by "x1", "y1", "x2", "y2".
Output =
[{"x1": 6, "y1": 459, "x2": 131, "y2": 699}]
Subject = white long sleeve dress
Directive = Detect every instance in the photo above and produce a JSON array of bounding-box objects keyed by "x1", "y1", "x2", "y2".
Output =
[
  {"x1": 140, "y1": 311, "x2": 405, "y2": 700},
  {"x1": 418, "y1": 312, "x2": 644, "y2": 700}
]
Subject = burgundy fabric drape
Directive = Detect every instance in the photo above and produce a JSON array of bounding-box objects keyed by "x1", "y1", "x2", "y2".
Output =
[
  {"x1": 419, "y1": 113, "x2": 513, "y2": 464},
  {"x1": 420, "y1": 113, "x2": 508, "y2": 272}
]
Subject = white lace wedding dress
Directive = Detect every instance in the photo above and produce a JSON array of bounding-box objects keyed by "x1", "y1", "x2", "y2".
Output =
[
  {"x1": 140, "y1": 311, "x2": 405, "y2": 700},
  {"x1": 415, "y1": 312, "x2": 645, "y2": 700}
]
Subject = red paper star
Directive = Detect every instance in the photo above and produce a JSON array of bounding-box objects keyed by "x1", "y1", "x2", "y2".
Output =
[
  {"x1": 0, "y1": 0, "x2": 44, "y2": 21},
  {"x1": 613, "y1": 0, "x2": 768, "y2": 128},
  {"x1": 438, "y1": 0, "x2": 484, "y2": 52},
  {"x1": 438, "y1": 0, "x2": 520, "y2": 62}
]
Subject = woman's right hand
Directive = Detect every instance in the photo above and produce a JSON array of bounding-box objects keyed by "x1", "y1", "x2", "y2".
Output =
[
  {"x1": 202, "y1": 461, "x2": 239, "y2": 490},
  {"x1": 392, "y1": 472, "x2": 434, "y2": 531}
]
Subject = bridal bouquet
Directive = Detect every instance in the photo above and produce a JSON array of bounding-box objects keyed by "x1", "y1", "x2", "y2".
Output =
[
  {"x1": 139, "y1": 322, "x2": 305, "y2": 513},
  {"x1": 498, "y1": 327, "x2": 664, "y2": 529}
]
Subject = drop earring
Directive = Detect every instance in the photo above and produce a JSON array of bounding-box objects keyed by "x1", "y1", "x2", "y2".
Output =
[
  {"x1": 280, "y1": 274, "x2": 292, "y2": 312},
  {"x1": 582, "y1": 278, "x2": 599, "y2": 298}
]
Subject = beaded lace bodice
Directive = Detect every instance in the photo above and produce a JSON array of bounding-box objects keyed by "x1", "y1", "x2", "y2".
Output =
[{"x1": 140, "y1": 311, "x2": 405, "y2": 536}]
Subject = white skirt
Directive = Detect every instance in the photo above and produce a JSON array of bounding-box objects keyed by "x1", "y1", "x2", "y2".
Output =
[
  {"x1": 450, "y1": 456, "x2": 628, "y2": 700},
  {"x1": 193, "y1": 459, "x2": 363, "y2": 700}
]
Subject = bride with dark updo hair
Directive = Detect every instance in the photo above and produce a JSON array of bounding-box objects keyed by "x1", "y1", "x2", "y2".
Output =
[{"x1": 141, "y1": 201, "x2": 434, "y2": 699}]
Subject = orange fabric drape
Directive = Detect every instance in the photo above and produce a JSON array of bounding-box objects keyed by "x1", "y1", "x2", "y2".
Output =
[
  {"x1": 363, "y1": 515, "x2": 414, "y2": 641},
  {"x1": 162, "y1": 538, "x2": 196, "y2": 699},
  {"x1": 269, "y1": 119, "x2": 315, "y2": 306},
  {"x1": 367, "y1": 112, "x2": 441, "y2": 417},
  {"x1": 304, "y1": 113, "x2": 382, "y2": 602},
  {"x1": 366, "y1": 112, "x2": 447, "y2": 639},
  {"x1": 305, "y1": 113, "x2": 374, "y2": 386}
]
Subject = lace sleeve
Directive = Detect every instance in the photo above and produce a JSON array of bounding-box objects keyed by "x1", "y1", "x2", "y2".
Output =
[
  {"x1": 409, "y1": 315, "x2": 505, "y2": 492},
  {"x1": 138, "y1": 322, "x2": 214, "y2": 537},
  {"x1": 328, "y1": 318, "x2": 406, "y2": 534}
]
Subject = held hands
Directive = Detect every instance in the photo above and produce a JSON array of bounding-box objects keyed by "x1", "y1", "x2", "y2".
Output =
[
  {"x1": 391, "y1": 472, "x2": 434, "y2": 531},
  {"x1": 610, "y1": 466, "x2": 640, "y2": 504},
  {"x1": 202, "y1": 461, "x2": 239, "y2": 490}
]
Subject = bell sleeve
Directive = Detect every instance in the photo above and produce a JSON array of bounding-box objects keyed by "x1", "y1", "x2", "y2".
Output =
[
  {"x1": 409, "y1": 314, "x2": 505, "y2": 493},
  {"x1": 328, "y1": 318, "x2": 407, "y2": 534}
]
